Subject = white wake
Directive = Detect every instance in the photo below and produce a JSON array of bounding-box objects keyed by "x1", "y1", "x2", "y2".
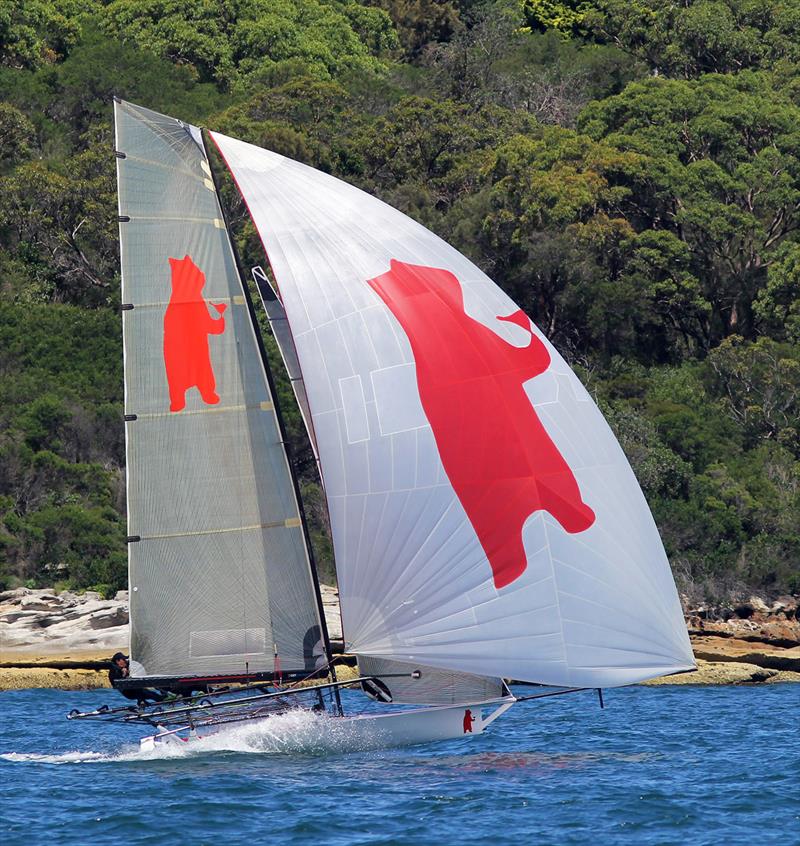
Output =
[{"x1": 1, "y1": 709, "x2": 382, "y2": 764}]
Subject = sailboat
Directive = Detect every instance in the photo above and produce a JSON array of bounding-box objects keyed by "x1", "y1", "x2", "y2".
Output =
[{"x1": 68, "y1": 100, "x2": 695, "y2": 751}]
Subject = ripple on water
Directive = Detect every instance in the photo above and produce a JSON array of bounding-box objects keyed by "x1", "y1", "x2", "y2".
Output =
[{"x1": 1, "y1": 685, "x2": 798, "y2": 846}]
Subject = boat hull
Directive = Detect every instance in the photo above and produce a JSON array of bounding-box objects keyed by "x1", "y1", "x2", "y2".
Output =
[{"x1": 139, "y1": 699, "x2": 515, "y2": 752}]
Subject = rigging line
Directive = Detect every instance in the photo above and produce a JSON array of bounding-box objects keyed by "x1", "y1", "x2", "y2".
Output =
[
  {"x1": 238, "y1": 344, "x2": 248, "y2": 676},
  {"x1": 277, "y1": 655, "x2": 336, "y2": 695},
  {"x1": 120, "y1": 674, "x2": 422, "y2": 723},
  {"x1": 226, "y1": 191, "x2": 249, "y2": 676},
  {"x1": 513, "y1": 687, "x2": 591, "y2": 703},
  {"x1": 542, "y1": 515, "x2": 569, "y2": 670}
]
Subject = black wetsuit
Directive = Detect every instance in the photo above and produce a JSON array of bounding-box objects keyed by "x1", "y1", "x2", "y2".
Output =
[{"x1": 108, "y1": 664, "x2": 167, "y2": 704}]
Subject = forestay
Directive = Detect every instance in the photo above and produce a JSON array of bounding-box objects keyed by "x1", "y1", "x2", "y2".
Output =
[
  {"x1": 211, "y1": 131, "x2": 695, "y2": 688},
  {"x1": 115, "y1": 102, "x2": 323, "y2": 679}
]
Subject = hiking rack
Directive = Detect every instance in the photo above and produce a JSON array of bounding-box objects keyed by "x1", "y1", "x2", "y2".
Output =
[{"x1": 66, "y1": 672, "x2": 422, "y2": 727}]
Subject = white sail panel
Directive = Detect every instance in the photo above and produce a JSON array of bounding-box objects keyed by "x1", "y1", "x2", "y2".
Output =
[
  {"x1": 212, "y1": 131, "x2": 695, "y2": 688},
  {"x1": 358, "y1": 656, "x2": 505, "y2": 705},
  {"x1": 115, "y1": 103, "x2": 324, "y2": 679}
]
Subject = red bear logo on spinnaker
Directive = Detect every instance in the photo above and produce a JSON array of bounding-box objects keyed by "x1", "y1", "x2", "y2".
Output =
[
  {"x1": 367, "y1": 260, "x2": 595, "y2": 590},
  {"x1": 163, "y1": 255, "x2": 227, "y2": 413}
]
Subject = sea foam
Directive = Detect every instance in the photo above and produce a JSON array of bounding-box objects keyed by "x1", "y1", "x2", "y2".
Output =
[{"x1": 1, "y1": 708, "x2": 383, "y2": 764}]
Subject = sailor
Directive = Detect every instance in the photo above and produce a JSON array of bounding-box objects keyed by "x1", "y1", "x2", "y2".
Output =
[{"x1": 108, "y1": 653, "x2": 167, "y2": 705}]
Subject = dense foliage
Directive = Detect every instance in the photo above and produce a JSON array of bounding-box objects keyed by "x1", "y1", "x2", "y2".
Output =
[{"x1": 0, "y1": 0, "x2": 798, "y2": 599}]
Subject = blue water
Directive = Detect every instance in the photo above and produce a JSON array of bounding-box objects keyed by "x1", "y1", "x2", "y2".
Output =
[{"x1": 1, "y1": 685, "x2": 797, "y2": 845}]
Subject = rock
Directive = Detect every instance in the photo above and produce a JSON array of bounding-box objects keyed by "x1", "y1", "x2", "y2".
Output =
[
  {"x1": 56, "y1": 592, "x2": 80, "y2": 606},
  {"x1": 3, "y1": 571, "x2": 354, "y2": 658},
  {"x1": 766, "y1": 670, "x2": 800, "y2": 683},
  {"x1": 642, "y1": 659, "x2": 779, "y2": 685},
  {"x1": 0, "y1": 610, "x2": 42, "y2": 624},
  {"x1": 60, "y1": 606, "x2": 92, "y2": 621},
  {"x1": 35, "y1": 615, "x2": 67, "y2": 629},
  {"x1": 0, "y1": 667, "x2": 109, "y2": 691},
  {"x1": 0, "y1": 589, "x2": 130, "y2": 654},
  {"x1": 0, "y1": 588, "x2": 31, "y2": 603},
  {"x1": 319, "y1": 584, "x2": 342, "y2": 640},
  {"x1": 756, "y1": 619, "x2": 800, "y2": 646},
  {"x1": 691, "y1": 634, "x2": 800, "y2": 672},
  {"x1": 87, "y1": 606, "x2": 128, "y2": 630},
  {"x1": 771, "y1": 596, "x2": 798, "y2": 617},
  {"x1": 19, "y1": 596, "x2": 60, "y2": 612}
]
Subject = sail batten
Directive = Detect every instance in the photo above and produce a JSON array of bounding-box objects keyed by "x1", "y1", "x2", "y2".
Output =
[
  {"x1": 213, "y1": 130, "x2": 695, "y2": 690},
  {"x1": 132, "y1": 520, "x2": 301, "y2": 541}
]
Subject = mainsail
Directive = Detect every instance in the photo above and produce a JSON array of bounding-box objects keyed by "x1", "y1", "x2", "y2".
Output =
[
  {"x1": 114, "y1": 101, "x2": 326, "y2": 680},
  {"x1": 211, "y1": 131, "x2": 696, "y2": 689}
]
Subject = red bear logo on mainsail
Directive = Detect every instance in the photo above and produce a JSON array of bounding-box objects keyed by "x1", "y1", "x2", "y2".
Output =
[
  {"x1": 163, "y1": 255, "x2": 227, "y2": 412},
  {"x1": 367, "y1": 260, "x2": 595, "y2": 590}
]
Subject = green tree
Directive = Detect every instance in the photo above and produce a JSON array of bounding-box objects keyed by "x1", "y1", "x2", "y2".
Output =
[
  {"x1": 521, "y1": 0, "x2": 594, "y2": 36},
  {"x1": 0, "y1": 0, "x2": 88, "y2": 70},
  {"x1": 101, "y1": 0, "x2": 395, "y2": 88},
  {"x1": 470, "y1": 127, "x2": 702, "y2": 358},
  {"x1": 0, "y1": 103, "x2": 35, "y2": 172},
  {"x1": 50, "y1": 25, "x2": 226, "y2": 142},
  {"x1": 705, "y1": 336, "x2": 800, "y2": 452},
  {"x1": 582, "y1": 0, "x2": 800, "y2": 78},
  {"x1": 0, "y1": 137, "x2": 117, "y2": 305},
  {"x1": 365, "y1": 0, "x2": 462, "y2": 57},
  {"x1": 754, "y1": 241, "x2": 800, "y2": 343},
  {"x1": 579, "y1": 72, "x2": 800, "y2": 344}
]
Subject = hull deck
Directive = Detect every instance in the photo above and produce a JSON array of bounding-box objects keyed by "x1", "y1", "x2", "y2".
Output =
[{"x1": 139, "y1": 698, "x2": 516, "y2": 752}]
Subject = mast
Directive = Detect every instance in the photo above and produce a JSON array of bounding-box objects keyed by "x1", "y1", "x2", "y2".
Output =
[{"x1": 201, "y1": 130, "x2": 342, "y2": 714}]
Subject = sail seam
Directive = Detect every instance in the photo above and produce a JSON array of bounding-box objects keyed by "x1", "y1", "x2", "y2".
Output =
[
  {"x1": 542, "y1": 518, "x2": 570, "y2": 671},
  {"x1": 569, "y1": 466, "x2": 683, "y2": 630},
  {"x1": 553, "y1": 556, "x2": 684, "y2": 641}
]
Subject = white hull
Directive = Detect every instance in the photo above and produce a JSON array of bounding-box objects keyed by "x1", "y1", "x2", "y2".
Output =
[{"x1": 139, "y1": 698, "x2": 515, "y2": 752}]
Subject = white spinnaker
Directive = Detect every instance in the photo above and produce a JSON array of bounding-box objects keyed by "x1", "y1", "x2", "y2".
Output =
[{"x1": 212, "y1": 131, "x2": 695, "y2": 688}]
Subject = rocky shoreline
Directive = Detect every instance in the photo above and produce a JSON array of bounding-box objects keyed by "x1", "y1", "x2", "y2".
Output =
[{"x1": 1, "y1": 588, "x2": 798, "y2": 690}]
